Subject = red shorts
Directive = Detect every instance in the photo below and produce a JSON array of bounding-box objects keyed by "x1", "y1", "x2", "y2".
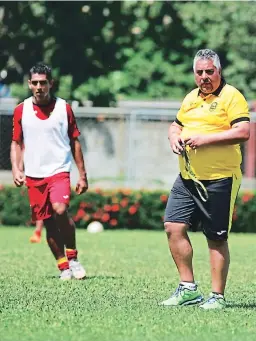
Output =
[{"x1": 26, "y1": 172, "x2": 71, "y2": 221}]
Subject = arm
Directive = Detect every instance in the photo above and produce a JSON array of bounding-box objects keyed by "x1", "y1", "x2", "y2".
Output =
[
  {"x1": 168, "y1": 98, "x2": 187, "y2": 154},
  {"x1": 10, "y1": 140, "x2": 23, "y2": 171},
  {"x1": 70, "y1": 137, "x2": 88, "y2": 194},
  {"x1": 168, "y1": 121, "x2": 183, "y2": 140},
  {"x1": 19, "y1": 145, "x2": 24, "y2": 171},
  {"x1": 168, "y1": 121, "x2": 184, "y2": 154},
  {"x1": 10, "y1": 141, "x2": 25, "y2": 186},
  {"x1": 10, "y1": 105, "x2": 25, "y2": 186},
  {"x1": 202, "y1": 121, "x2": 250, "y2": 146},
  {"x1": 185, "y1": 91, "x2": 250, "y2": 148},
  {"x1": 185, "y1": 122, "x2": 250, "y2": 149}
]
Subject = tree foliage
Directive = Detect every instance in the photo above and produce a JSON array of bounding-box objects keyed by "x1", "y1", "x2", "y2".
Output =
[
  {"x1": 175, "y1": 1, "x2": 256, "y2": 98},
  {"x1": 0, "y1": 1, "x2": 255, "y2": 105}
]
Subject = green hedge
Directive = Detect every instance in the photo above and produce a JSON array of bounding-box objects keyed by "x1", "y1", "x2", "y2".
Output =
[{"x1": 0, "y1": 185, "x2": 256, "y2": 233}]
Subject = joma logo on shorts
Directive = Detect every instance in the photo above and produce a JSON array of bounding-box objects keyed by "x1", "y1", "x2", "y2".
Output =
[{"x1": 217, "y1": 230, "x2": 226, "y2": 235}]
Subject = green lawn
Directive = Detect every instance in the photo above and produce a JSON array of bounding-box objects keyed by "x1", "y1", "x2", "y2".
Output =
[{"x1": 0, "y1": 227, "x2": 256, "y2": 341}]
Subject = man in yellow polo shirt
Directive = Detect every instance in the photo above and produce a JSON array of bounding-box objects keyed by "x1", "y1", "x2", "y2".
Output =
[{"x1": 160, "y1": 49, "x2": 250, "y2": 309}]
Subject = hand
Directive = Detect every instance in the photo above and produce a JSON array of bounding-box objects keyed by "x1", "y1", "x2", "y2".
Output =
[
  {"x1": 75, "y1": 176, "x2": 88, "y2": 195},
  {"x1": 12, "y1": 169, "x2": 25, "y2": 187},
  {"x1": 184, "y1": 135, "x2": 207, "y2": 149},
  {"x1": 170, "y1": 135, "x2": 185, "y2": 155}
]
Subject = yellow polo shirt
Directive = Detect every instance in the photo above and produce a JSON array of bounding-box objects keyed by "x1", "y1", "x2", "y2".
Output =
[{"x1": 176, "y1": 81, "x2": 250, "y2": 180}]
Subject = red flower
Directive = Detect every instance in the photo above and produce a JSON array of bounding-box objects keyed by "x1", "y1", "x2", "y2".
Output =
[
  {"x1": 128, "y1": 205, "x2": 137, "y2": 215},
  {"x1": 109, "y1": 219, "x2": 118, "y2": 226},
  {"x1": 0, "y1": 184, "x2": 4, "y2": 191},
  {"x1": 120, "y1": 198, "x2": 129, "y2": 208},
  {"x1": 80, "y1": 202, "x2": 87, "y2": 208},
  {"x1": 92, "y1": 210, "x2": 102, "y2": 220},
  {"x1": 101, "y1": 213, "x2": 110, "y2": 222},
  {"x1": 82, "y1": 214, "x2": 90, "y2": 222},
  {"x1": 76, "y1": 209, "x2": 85, "y2": 219},
  {"x1": 242, "y1": 193, "x2": 254, "y2": 203},
  {"x1": 160, "y1": 194, "x2": 168, "y2": 203},
  {"x1": 232, "y1": 207, "x2": 237, "y2": 221},
  {"x1": 104, "y1": 205, "x2": 112, "y2": 212},
  {"x1": 111, "y1": 204, "x2": 120, "y2": 212}
]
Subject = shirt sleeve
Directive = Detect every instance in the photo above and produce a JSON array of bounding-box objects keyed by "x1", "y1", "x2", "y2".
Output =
[
  {"x1": 67, "y1": 104, "x2": 81, "y2": 140},
  {"x1": 12, "y1": 104, "x2": 23, "y2": 143},
  {"x1": 175, "y1": 101, "x2": 186, "y2": 126},
  {"x1": 174, "y1": 90, "x2": 198, "y2": 126},
  {"x1": 227, "y1": 90, "x2": 250, "y2": 126},
  {"x1": 175, "y1": 111, "x2": 184, "y2": 126}
]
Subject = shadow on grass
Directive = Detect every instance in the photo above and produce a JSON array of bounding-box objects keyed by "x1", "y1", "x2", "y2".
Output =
[
  {"x1": 86, "y1": 275, "x2": 123, "y2": 280},
  {"x1": 46, "y1": 275, "x2": 122, "y2": 281},
  {"x1": 226, "y1": 302, "x2": 256, "y2": 309}
]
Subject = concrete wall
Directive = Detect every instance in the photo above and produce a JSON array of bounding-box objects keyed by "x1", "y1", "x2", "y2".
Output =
[{"x1": 70, "y1": 117, "x2": 179, "y2": 190}]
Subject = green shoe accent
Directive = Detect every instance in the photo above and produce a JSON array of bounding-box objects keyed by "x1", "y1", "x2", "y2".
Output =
[
  {"x1": 160, "y1": 284, "x2": 204, "y2": 306},
  {"x1": 199, "y1": 293, "x2": 226, "y2": 310}
]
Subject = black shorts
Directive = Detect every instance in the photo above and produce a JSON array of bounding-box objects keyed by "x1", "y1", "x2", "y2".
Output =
[{"x1": 164, "y1": 173, "x2": 241, "y2": 241}]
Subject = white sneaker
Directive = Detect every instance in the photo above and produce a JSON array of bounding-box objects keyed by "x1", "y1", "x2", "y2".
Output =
[
  {"x1": 69, "y1": 259, "x2": 86, "y2": 279},
  {"x1": 59, "y1": 268, "x2": 72, "y2": 281}
]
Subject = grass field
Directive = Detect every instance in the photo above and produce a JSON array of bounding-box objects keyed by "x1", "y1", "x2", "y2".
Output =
[{"x1": 0, "y1": 227, "x2": 256, "y2": 341}]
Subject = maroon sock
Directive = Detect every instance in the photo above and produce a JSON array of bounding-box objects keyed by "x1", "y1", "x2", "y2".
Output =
[
  {"x1": 57, "y1": 257, "x2": 69, "y2": 271},
  {"x1": 66, "y1": 248, "x2": 78, "y2": 261}
]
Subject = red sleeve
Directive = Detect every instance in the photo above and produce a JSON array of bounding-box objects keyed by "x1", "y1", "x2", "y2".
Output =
[
  {"x1": 12, "y1": 103, "x2": 24, "y2": 143},
  {"x1": 66, "y1": 104, "x2": 80, "y2": 140}
]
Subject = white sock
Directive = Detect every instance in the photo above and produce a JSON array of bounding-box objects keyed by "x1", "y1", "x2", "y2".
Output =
[
  {"x1": 180, "y1": 281, "x2": 197, "y2": 290},
  {"x1": 212, "y1": 292, "x2": 224, "y2": 298}
]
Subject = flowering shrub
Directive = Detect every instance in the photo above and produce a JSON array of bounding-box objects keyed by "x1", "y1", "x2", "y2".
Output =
[
  {"x1": 69, "y1": 188, "x2": 167, "y2": 230},
  {"x1": 232, "y1": 191, "x2": 256, "y2": 233},
  {"x1": 0, "y1": 185, "x2": 256, "y2": 233},
  {"x1": 0, "y1": 185, "x2": 31, "y2": 226}
]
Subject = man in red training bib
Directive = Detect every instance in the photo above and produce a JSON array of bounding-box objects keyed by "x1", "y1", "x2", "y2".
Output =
[{"x1": 11, "y1": 63, "x2": 88, "y2": 280}]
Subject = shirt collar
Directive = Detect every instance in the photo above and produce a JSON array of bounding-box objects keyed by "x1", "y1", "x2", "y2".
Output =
[{"x1": 198, "y1": 78, "x2": 226, "y2": 97}]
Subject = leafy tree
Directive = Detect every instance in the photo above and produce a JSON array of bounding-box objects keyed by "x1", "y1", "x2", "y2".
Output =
[
  {"x1": 0, "y1": 1, "x2": 255, "y2": 104},
  {"x1": 175, "y1": 1, "x2": 256, "y2": 98}
]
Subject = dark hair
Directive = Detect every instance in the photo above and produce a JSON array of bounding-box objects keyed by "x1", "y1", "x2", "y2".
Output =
[{"x1": 29, "y1": 63, "x2": 52, "y2": 80}]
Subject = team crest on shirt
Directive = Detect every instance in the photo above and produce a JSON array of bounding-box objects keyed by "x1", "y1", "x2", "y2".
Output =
[{"x1": 209, "y1": 102, "x2": 218, "y2": 112}]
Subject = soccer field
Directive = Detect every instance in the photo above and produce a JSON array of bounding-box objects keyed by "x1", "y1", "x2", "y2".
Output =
[{"x1": 0, "y1": 227, "x2": 256, "y2": 341}]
